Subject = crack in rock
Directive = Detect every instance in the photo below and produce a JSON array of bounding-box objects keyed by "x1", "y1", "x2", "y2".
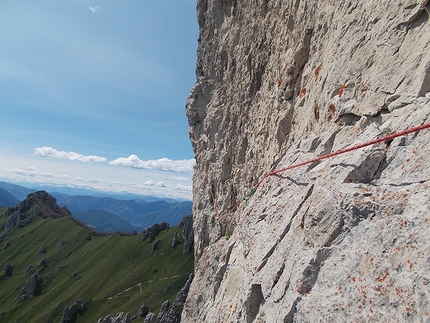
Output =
[
  {"x1": 213, "y1": 241, "x2": 236, "y2": 299},
  {"x1": 257, "y1": 184, "x2": 314, "y2": 272}
]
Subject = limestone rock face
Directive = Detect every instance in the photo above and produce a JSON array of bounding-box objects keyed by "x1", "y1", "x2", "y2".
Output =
[{"x1": 184, "y1": 0, "x2": 430, "y2": 322}]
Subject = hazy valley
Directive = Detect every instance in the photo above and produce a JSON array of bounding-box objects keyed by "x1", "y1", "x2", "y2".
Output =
[{"x1": 0, "y1": 182, "x2": 192, "y2": 234}]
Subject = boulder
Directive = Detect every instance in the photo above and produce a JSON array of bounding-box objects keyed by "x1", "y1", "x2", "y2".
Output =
[
  {"x1": 16, "y1": 274, "x2": 43, "y2": 301},
  {"x1": 3, "y1": 261, "x2": 12, "y2": 277},
  {"x1": 38, "y1": 243, "x2": 46, "y2": 253}
]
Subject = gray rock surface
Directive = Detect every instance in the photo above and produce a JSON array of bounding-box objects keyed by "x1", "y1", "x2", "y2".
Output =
[
  {"x1": 151, "y1": 239, "x2": 160, "y2": 252},
  {"x1": 136, "y1": 303, "x2": 150, "y2": 318},
  {"x1": 37, "y1": 257, "x2": 46, "y2": 269},
  {"x1": 3, "y1": 261, "x2": 12, "y2": 277},
  {"x1": 156, "y1": 273, "x2": 194, "y2": 323},
  {"x1": 26, "y1": 264, "x2": 34, "y2": 277},
  {"x1": 144, "y1": 312, "x2": 156, "y2": 323},
  {"x1": 183, "y1": 0, "x2": 430, "y2": 322},
  {"x1": 141, "y1": 222, "x2": 170, "y2": 242},
  {"x1": 156, "y1": 300, "x2": 170, "y2": 322},
  {"x1": 2, "y1": 191, "x2": 72, "y2": 233},
  {"x1": 171, "y1": 232, "x2": 179, "y2": 248},
  {"x1": 178, "y1": 215, "x2": 193, "y2": 254},
  {"x1": 38, "y1": 242, "x2": 46, "y2": 253},
  {"x1": 97, "y1": 312, "x2": 131, "y2": 323},
  {"x1": 61, "y1": 299, "x2": 86, "y2": 323},
  {"x1": 16, "y1": 274, "x2": 43, "y2": 302}
]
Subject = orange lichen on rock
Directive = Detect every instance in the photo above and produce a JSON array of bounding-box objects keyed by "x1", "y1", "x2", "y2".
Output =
[
  {"x1": 338, "y1": 82, "x2": 347, "y2": 97},
  {"x1": 315, "y1": 63, "x2": 322, "y2": 80},
  {"x1": 297, "y1": 88, "x2": 307, "y2": 98}
]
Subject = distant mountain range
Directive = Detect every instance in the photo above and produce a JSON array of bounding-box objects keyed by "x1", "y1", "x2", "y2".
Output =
[
  {"x1": 0, "y1": 187, "x2": 19, "y2": 207},
  {"x1": 0, "y1": 182, "x2": 192, "y2": 233},
  {"x1": 0, "y1": 182, "x2": 35, "y2": 204}
]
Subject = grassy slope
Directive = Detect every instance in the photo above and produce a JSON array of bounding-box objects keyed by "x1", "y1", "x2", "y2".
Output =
[{"x1": 0, "y1": 211, "x2": 193, "y2": 323}]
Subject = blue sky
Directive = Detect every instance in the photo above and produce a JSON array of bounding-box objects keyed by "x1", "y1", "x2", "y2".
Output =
[{"x1": 0, "y1": 1, "x2": 198, "y2": 200}]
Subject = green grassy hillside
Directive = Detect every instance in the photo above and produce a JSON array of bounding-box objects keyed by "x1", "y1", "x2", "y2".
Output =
[{"x1": 0, "y1": 208, "x2": 193, "y2": 322}]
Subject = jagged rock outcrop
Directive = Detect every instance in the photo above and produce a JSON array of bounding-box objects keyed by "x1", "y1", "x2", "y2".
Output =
[
  {"x1": 26, "y1": 264, "x2": 34, "y2": 277},
  {"x1": 2, "y1": 191, "x2": 72, "y2": 233},
  {"x1": 156, "y1": 273, "x2": 194, "y2": 323},
  {"x1": 97, "y1": 312, "x2": 131, "y2": 323},
  {"x1": 151, "y1": 239, "x2": 160, "y2": 252},
  {"x1": 171, "y1": 232, "x2": 179, "y2": 248},
  {"x1": 16, "y1": 274, "x2": 43, "y2": 303},
  {"x1": 61, "y1": 299, "x2": 86, "y2": 323},
  {"x1": 184, "y1": 0, "x2": 430, "y2": 322},
  {"x1": 141, "y1": 222, "x2": 170, "y2": 242},
  {"x1": 136, "y1": 303, "x2": 150, "y2": 318},
  {"x1": 144, "y1": 312, "x2": 156, "y2": 323},
  {"x1": 178, "y1": 215, "x2": 194, "y2": 254}
]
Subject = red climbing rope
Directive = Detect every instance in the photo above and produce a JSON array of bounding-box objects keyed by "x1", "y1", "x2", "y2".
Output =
[{"x1": 218, "y1": 122, "x2": 430, "y2": 221}]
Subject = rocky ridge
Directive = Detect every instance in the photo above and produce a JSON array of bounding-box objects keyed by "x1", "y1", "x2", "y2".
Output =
[
  {"x1": 1, "y1": 190, "x2": 72, "y2": 233},
  {"x1": 183, "y1": 0, "x2": 430, "y2": 322}
]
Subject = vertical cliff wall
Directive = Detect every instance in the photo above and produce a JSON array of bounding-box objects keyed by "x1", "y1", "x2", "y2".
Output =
[{"x1": 184, "y1": 0, "x2": 430, "y2": 322}]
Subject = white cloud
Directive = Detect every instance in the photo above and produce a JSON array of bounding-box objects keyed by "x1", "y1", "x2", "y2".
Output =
[
  {"x1": 0, "y1": 152, "x2": 193, "y2": 200},
  {"x1": 108, "y1": 154, "x2": 195, "y2": 173},
  {"x1": 10, "y1": 166, "x2": 54, "y2": 178},
  {"x1": 34, "y1": 146, "x2": 107, "y2": 163},
  {"x1": 89, "y1": 5, "x2": 99, "y2": 13},
  {"x1": 144, "y1": 180, "x2": 155, "y2": 186},
  {"x1": 176, "y1": 184, "x2": 192, "y2": 191},
  {"x1": 170, "y1": 176, "x2": 189, "y2": 181},
  {"x1": 86, "y1": 178, "x2": 98, "y2": 183}
]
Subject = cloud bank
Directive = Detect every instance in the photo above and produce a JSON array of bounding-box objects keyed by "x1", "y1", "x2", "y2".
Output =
[
  {"x1": 109, "y1": 154, "x2": 195, "y2": 173},
  {"x1": 10, "y1": 166, "x2": 54, "y2": 178},
  {"x1": 34, "y1": 147, "x2": 107, "y2": 163},
  {"x1": 0, "y1": 152, "x2": 193, "y2": 200}
]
